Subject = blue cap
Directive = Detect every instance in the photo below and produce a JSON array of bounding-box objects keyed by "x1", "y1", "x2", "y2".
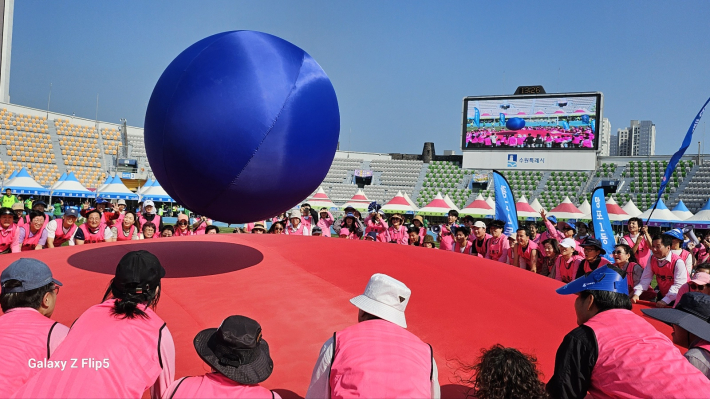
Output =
[
  {"x1": 563, "y1": 221, "x2": 576, "y2": 231},
  {"x1": 663, "y1": 228, "x2": 684, "y2": 241},
  {"x1": 556, "y1": 265, "x2": 628, "y2": 295},
  {"x1": 64, "y1": 207, "x2": 79, "y2": 218},
  {"x1": 95, "y1": 197, "x2": 106, "y2": 204},
  {"x1": 345, "y1": 212, "x2": 356, "y2": 218},
  {"x1": 1, "y1": 258, "x2": 62, "y2": 293},
  {"x1": 547, "y1": 215, "x2": 557, "y2": 224},
  {"x1": 366, "y1": 231, "x2": 378, "y2": 240}
]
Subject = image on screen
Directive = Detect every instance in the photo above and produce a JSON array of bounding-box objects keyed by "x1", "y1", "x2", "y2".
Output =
[{"x1": 462, "y1": 93, "x2": 601, "y2": 151}]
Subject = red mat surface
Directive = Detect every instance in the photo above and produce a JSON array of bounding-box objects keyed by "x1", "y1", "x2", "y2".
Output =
[{"x1": 0, "y1": 235, "x2": 670, "y2": 398}]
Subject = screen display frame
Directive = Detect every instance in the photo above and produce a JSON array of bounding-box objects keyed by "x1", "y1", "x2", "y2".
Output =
[{"x1": 461, "y1": 92, "x2": 603, "y2": 152}]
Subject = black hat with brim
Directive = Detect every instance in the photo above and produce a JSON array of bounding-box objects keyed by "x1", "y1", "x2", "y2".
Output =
[
  {"x1": 193, "y1": 316, "x2": 274, "y2": 385},
  {"x1": 580, "y1": 238, "x2": 606, "y2": 255},
  {"x1": 642, "y1": 292, "x2": 710, "y2": 343}
]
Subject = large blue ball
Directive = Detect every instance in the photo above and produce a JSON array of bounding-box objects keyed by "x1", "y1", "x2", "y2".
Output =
[
  {"x1": 505, "y1": 117, "x2": 525, "y2": 131},
  {"x1": 144, "y1": 31, "x2": 339, "y2": 223}
]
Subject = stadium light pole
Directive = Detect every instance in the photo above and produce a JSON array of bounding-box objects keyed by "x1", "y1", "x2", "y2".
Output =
[{"x1": 46, "y1": 83, "x2": 52, "y2": 119}]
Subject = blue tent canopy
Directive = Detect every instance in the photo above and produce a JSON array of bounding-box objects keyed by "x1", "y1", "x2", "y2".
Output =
[
  {"x1": 4, "y1": 168, "x2": 50, "y2": 195},
  {"x1": 97, "y1": 175, "x2": 138, "y2": 200},
  {"x1": 52, "y1": 172, "x2": 95, "y2": 198}
]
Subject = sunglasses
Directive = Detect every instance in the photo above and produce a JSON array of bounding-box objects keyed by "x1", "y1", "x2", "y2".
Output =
[
  {"x1": 177, "y1": 221, "x2": 188, "y2": 225},
  {"x1": 612, "y1": 250, "x2": 626, "y2": 255},
  {"x1": 274, "y1": 228, "x2": 284, "y2": 231},
  {"x1": 689, "y1": 283, "x2": 707, "y2": 291}
]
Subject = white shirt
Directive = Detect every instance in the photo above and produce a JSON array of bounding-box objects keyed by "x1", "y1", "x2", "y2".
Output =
[
  {"x1": 634, "y1": 252, "x2": 688, "y2": 304},
  {"x1": 305, "y1": 336, "x2": 440, "y2": 399},
  {"x1": 670, "y1": 248, "x2": 693, "y2": 275},
  {"x1": 45, "y1": 219, "x2": 78, "y2": 246}
]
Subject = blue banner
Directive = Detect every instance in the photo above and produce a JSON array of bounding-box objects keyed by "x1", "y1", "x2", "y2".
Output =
[
  {"x1": 492, "y1": 170, "x2": 518, "y2": 236},
  {"x1": 499, "y1": 113, "x2": 505, "y2": 126},
  {"x1": 656, "y1": 96, "x2": 710, "y2": 206},
  {"x1": 474, "y1": 107, "x2": 480, "y2": 127},
  {"x1": 591, "y1": 187, "x2": 615, "y2": 262}
]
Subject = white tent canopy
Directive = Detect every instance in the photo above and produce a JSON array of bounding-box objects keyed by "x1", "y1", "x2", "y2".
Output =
[
  {"x1": 578, "y1": 199, "x2": 591, "y2": 219},
  {"x1": 622, "y1": 200, "x2": 643, "y2": 218},
  {"x1": 638, "y1": 199, "x2": 681, "y2": 225},
  {"x1": 52, "y1": 172, "x2": 94, "y2": 198},
  {"x1": 530, "y1": 198, "x2": 545, "y2": 213},
  {"x1": 671, "y1": 200, "x2": 694, "y2": 221},
  {"x1": 97, "y1": 175, "x2": 138, "y2": 200},
  {"x1": 418, "y1": 193, "x2": 455, "y2": 216},
  {"x1": 548, "y1": 196, "x2": 586, "y2": 220},
  {"x1": 3, "y1": 168, "x2": 49, "y2": 195},
  {"x1": 306, "y1": 187, "x2": 337, "y2": 209},
  {"x1": 382, "y1": 191, "x2": 418, "y2": 213}
]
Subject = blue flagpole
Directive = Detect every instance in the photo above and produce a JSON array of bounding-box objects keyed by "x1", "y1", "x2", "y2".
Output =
[{"x1": 647, "y1": 96, "x2": 710, "y2": 223}]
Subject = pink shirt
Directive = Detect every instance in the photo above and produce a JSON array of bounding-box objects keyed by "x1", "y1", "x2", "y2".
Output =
[
  {"x1": 485, "y1": 235, "x2": 510, "y2": 263},
  {"x1": 366, "y1": 217, "x2": 389, "y2": 243},
  {"x1": 438, "y1": 224, "x2": 455, "y2": 251}
]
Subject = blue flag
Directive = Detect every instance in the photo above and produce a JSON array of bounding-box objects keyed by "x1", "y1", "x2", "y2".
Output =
[
  {"x1": 492, "y1": 171, "x2": 518, "y2": 236},
  {"x1": 474, "y1": 107, "x2": 480, "y2": 128},
  {"x1": 656, "y1": 96, "x2": 710, "y2": 207},
  {"x1": 499, "y1": 113, "x2": 505, "y2": 126},
  {"x1": 591, "y1": 187, "x2": 615, "y2": 262}
]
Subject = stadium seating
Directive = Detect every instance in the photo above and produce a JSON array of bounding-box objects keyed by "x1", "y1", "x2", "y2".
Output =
[
  {"x1": 101, "y1": 127, "x2": 124, "y2": 157},
  {"x1": 539, "y1": 171, "x2": 591, "y2": 209},
  {"x1": 621, "y1": 160, "x2": 692, "y2": 210},
  {"x1": 54, "y1": 119, "x2": 106, "y2": 187},
  {"x1": 676, "y1": 161, "x2": 710, "y2": 211},
  {"x1": 418, "y1": 161, "x2": 472, "y2": 208}
]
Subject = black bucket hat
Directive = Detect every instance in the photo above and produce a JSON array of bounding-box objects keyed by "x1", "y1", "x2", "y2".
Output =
[
  {"x1": 194, "y1": 315, "x2": 273, "y2": 385},
  {"x1": 580, "y1": 237, "x2": 606, "y2": 255},
  {"x1": 642, "y1": 292, "x2": 710, "y2": 342}
]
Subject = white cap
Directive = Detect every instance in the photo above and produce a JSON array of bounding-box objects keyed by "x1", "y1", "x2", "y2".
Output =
[
  {"x1": 473, "y1": 221, "x2": 486, "y2": 228},
  {"x1": 350, "y1": 273, "x2": 410, "y2": 328},
  {"x1": 560, "y1": 238, "x2": 577, "y2": 248}
]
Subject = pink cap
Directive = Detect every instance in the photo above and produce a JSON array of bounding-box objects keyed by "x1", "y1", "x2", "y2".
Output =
[
  {"x1": 690, "y1": 272, "x2": 710, "y2": 285},
  {"x1": 339, "y1": 228, "x2": 350, "y2": 236}
]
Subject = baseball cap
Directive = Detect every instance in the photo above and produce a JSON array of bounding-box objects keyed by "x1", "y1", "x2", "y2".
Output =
[
  {"x1": 556, "y1": 265, "x2": 628, "y2": 295},
  {"x1": 143, "y1": 200, "x2": 155, "y2": 208},
  {"x1": 311, "y1": 226, "x2": 323, "y2": 234},
  {"x1": 547, "y1": 215, "x2": 558, "y2": 224},
  {"x1": 0, "y1": 207, "x2": 12, "y2": 216},
  {"x1": 559, "y1": 238, "x2": 577, "y2": 248},
  {"x1": 350, "y1": 273, "x2": 411, "y2": 328},
  {"x1": 112, "y1": 250, "x2": 165, "y2": 292},
  {"x1": 1, "y1": 259, "x2": 62, "y2": 293},
  {"x1": 663, "y1": 228, "x2": 684, "y2": 241},
  {"x1": 690, "y1": 272, "x2": 710, "y2": 286},
  {"x1": 562, "y1": 221, "x2": 576, "y2": 231},
  {"x1": 64, "y1": 208, "x2": 79, "y2": 218},
  {"x1": 473, "y1": 221, "x2": 486, "y2": 229}
]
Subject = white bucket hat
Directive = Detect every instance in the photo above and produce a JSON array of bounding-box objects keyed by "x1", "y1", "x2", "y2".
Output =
[
  {"x1": 350, "y1": 273, "x2": 410, "y2": 328},
  {"x1": 289, "y1": 209, "x2": 302, "y2": 219}
]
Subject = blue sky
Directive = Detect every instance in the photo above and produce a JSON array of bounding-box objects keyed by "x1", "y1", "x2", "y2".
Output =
[{"x1": 9, "y1": 1, "x2": 710, "y2": 155}]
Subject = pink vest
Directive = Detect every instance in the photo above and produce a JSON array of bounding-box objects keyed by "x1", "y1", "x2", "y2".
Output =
[
  {"x1": 621, "y1": 262, "x2": 641, "y2": 292},
  {"x1": 20, "y1": 214, "x2": 49, "y2": 230},
  {"x1": 287, "y1": 222, "x2": 307, "y2": 236},
  {"x1": 0, "y1": 308, "x2": 62, "y2": 398},
  {"x1": 330, "y1": 320, "x2": 431, "y2": 399},
  {"x1": 471, "y1": 234, "x2": 491, "y2": 257},
  {"x1": 585, "y1": 309, "x2": 710, "y2": 398},
  {"x1": 486, "y1": 236, "x2": 505, "y2": 261},
  {"x1": 317, "y1": 214, "x2": 334, "y2": 238},
  {"x1": 0, "y1": 224, "x2": 17, "y2": 252},
  {"x1": 192, "y1": 219, "x2": 211, "y2": 235},
  {"x1": 623, "y1": 235, "x2": 651, "y2": 269},
  {"x1": 556, "y1": 255, "x2": 583, "y2": 283},
  {"x1": 516, "y1": 240, "x2": 538, "y2": 262},
  {"x1": 168, "y1": 373, "x2": 273, "y2": 398},
  {"x1": 79, "y1": 223, "x2": 106, "y2": 244},
  {"x1": 386, "y1": 225, "x2": 407, "y2": 245},
  {"x1": 115, "y1": 225, "x2": 136, "y2": 241},
  {"x1": 651, "y1": 253, "x2": 683, "y2": 297},
  {"x1": 52, "y1": 220, "x2": 78, "y2": 246},
  {"x1": 12, "y1": 299, "x2": 167, "y2": 399},
  {"x1": 366, "y1": 219, "x2": 388, "y2": 243},
  {"x1": 452, "y1": 240, "x2": 471, "y2": 254},
  {"x1": 582, "y1": 256, "x2": 612, "y2": 274},
  {"x1": 439, "y1": 225, "x2": 454, "y2": 251},
  {"x1": 138, "y1": 214, "x2": 161, "y2": 231},
  {"x1": 174, "y1": 226, "x2": 192, "y2": 236},
  {"x1": 19, "y1": 226, "x2": 44, "y2": 251}
]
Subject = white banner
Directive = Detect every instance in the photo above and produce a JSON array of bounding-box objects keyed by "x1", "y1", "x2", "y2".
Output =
[{"x1": 462, "y1": 151, "x2": 596, "y2": 171}]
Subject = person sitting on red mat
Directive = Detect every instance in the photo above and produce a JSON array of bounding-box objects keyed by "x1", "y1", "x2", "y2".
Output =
[
  {"x1": 164, "y1": 315, "x2": 281, "y2": 398},
  {"x1": 305, "y1": 273, "x2": 440, "y2": 398},
  {"x1": 547, "y1": 266, "x2": 710, "y2": 398},
  {"x1": 632, "y1": 234, "x2": 689, "y2": 307}
]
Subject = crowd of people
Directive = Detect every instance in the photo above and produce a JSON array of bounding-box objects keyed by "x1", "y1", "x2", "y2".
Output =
[
  {"x1": 464, "y1": 126, "x2": 595, "y2": 149},
  {"x1": 2, "y1": 249, "x2": 710, "y2": 398}
]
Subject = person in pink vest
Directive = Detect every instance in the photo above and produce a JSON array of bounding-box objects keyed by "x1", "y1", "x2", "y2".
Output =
[
  {"x1": 611, "y1": 243, "x2": 646, "y2": 297},
  {"x1": 675, "y1": 268, "x2": 710, "y2": 309},
  {"x1": 139, "y1": 200, "x2": 163, "y2": 232},
  {"x1": 300, "y1": 203, "x2": 318, "y2": 232},
  {"x1": 573, "y1": 238, "x2": 611, "y2": 280},
  {"x1": 12, "y1": 250, "x2": 175, "y2": 399},
  {"x1": 111, "y1": 210, "x2": 140, "y2": 241},
  {"x1": 286, "y1": 209, "x2": 310, "y2": 236},
  {"x1": 451, "y1": 225, "x2": 472, "y2": 254},
  {"x1": 385, "y1": 213, "x2": 408, "y2": 245},
  {"x1": 11, "y1": 202, "x2": 25, "y2": 225},
  {"x1": 11, "y1": 211, "x2": 48, "y2": 252},
  {"x1": 0, "y1": 259, "x2": 68, "y2": 398},
  {"x1": 141, "y1": 222, "x2": 158, "y2": 239},
  {"x1": 46, "y1": 207, "x2": 80, "y2": 248},
  {"x1": 0, "y1": 207, "x2": 18, "y2": 254},
  {"x1": 174, "y1": 214, "x2": 193, "y2": 237},
  {"x1": 164, "y1": 315, "x2": 280, "y2": 398},
  {"x1": 17, "y1": 200, "x2": 50, "y2": 230},
  {"x1": 318, "y1": 208, "x2": 334, "y2": 238},
  {"x1": 75, "y1": 209, "x2": 113, "y2": 244},
  {"x1": 79, "y1": 198, "x2": 120, "y2": 227},
  {"x1": 644, "y1": 292, "x2": 710, "y2": 379},
  {"x1": 554, "y1": 238, "x2": 584, "y2": 283},
  {"x1": 160, "y1": 225, "x2": 174, "y2": 238},
  {"x1": 513, "y1": 227, "x2": 538, "y2": 272},
  {"x1": 470, "y1": 221, "x2": 491, "y2": 257},
  {"x1": 484, "y1": 220, "x2": 509, "y2": 263},
  {"x1": 540, "y1": 238, "x2": 560, "y2": 278},
  {"x1": 191, "y1": 215, "x2": 213, "y2": 235},
  {"x1": 366, "y1": 210, "x2": 388, "y2": 242},
  {"x1": 547, "y1": 265, "x2": 710, "y2": 398},
  {"x1": 633, "y1": 234, "x2": 689, "y2": 307},
  {"x1": 527, "y1": 221, "x2": 541, "y2": 244},
  {"x1": 622, "y1": 217, "x2": 652, "y2": 271},
  {"x1": 664, "y1": 228, "x2": 694, "y2": 275},
  {"x1": 437, "y1": 210, "x2": 458, "y2": 251},
  {"x1": 412, "y1": 215, "x2": 427, "y2": 240},
  {"x1": 250, "y1": 222, "x2": 266, "y2": 234},
  {"x1": 305, "y1": 273, "x2": 440, "y2": 398}
]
